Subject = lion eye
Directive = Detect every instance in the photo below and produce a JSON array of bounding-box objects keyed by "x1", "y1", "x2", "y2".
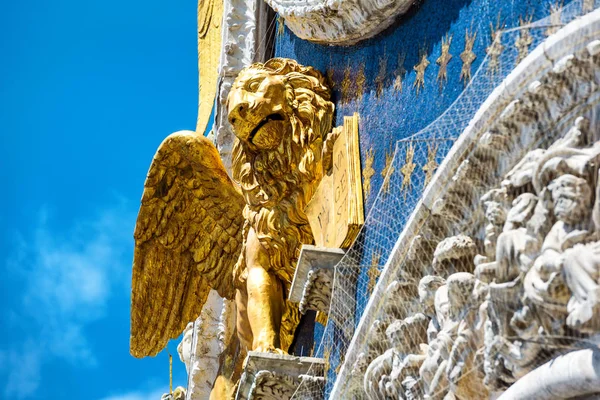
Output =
[{"x1": 247, "y1": 80, "x2": 261, "y2": 92}]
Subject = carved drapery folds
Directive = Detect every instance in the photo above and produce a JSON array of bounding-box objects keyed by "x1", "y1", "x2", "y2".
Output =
[
  {"x1": 264, "y1": 0, "x2": 415, "y2": 45},
  {"x1": 359, "y1": 36, "x2": 600, "y2": 400}
]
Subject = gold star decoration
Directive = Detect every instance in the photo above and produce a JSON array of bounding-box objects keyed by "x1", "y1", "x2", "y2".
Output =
[
  {"x1": 363, "y1": 148, "x2": 376, "y2": 199},
  {"x1": 381, "y1": 149, "x2": 395, "y2": 194},
  {"x1": 341, "y1": 65, "x2": 351, "y2": 104},
  {"x1": 413, "y1": 51, "x2": 430, "y2": 95},
  {"x1": 335, "y1": 354, "x2": 345, "y2": 374},
  {"x1": 584, "y1": 0, "x2": 594, "y2": 13},
  {"x1": 486, "y1": 16, "x2": 504, "y2": 74},
  {"x1": 436, "y1": 34, "x2": 453, "y2": 87},
  {"x1": 460, "y1": 30, "x2": 477, "y2": 84},
  {"x1": 323, "y1": 345, "x2": 331, "y2": 371},
  {"x1": 422, "y1": 141, "x2": 439, "y2": 188},
  {"x1": 356, "y1": 63, "x2": 366, "y2": 100},
  {"x1": 546, "y1": 2, "x2": 563, "y2": 37},
  {"x1": 400, "y1": 143, "x2": 417, "y2": 197},
  {"x1": 376, "y1": 56, "x2": 387, "y2": 98},
  {"x1": 515, "y1": 16, "x2": 533, "y2": 65},
  {"x1": 326, "y1": 68, "x2": 335, "y2": 91},
  {"x1": 367, "y1": 251, "x2": 382, "y2": 294},
  {"x1": 394, "y1": 53, "x2": 407, "y2": 93},
  {"x1": 277, "y1": 15, "x2": 285, "y2": 37}
]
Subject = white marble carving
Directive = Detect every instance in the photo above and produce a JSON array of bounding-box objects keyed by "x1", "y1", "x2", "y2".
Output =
[
  {"x1": 177, "y1": 322, "x2": 194, "y2": 374},
  {"x1": 364, "y1": 313, "x2": 429, "y2": 400},
  {"x1": 289, "y1": 245, "x2": 344, "y2": 315},
  {"x1": 214, "y1": 0, "x2": 272, "y2": 172},
  {"x1": 364, "y1": 118, "x2": 600, "y2": 399},
  {"x1": 332, "y1": 10, "x2": 600, "y2": 399},
  {"x1": 299, "y1": 268, "x2": 333, "y2": 314},
  {"x1": 236, "y1": 352, "x2": 325, "y2": 400},
  {"x1": 183, "y1": 290, "x2": 225, "y2": 400},
  {"x1": 264, "y1": 0, "x2": 415, "y2": 45}
]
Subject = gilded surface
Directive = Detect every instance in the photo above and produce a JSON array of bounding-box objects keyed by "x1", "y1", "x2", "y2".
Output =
[
  {"x1": 422, "y1": 142, "x2": 439, "y2": 188},
  {"x1": 460, "y1": 30, "x2": 477, "y2": 84},
  {"x1": 363, "y1": 148, "x2": 376, "y2": 198},
  {"x1": 131, "y1": 131, "x2": 245, "y2": 358},
  {"x1": 400, "y1": 143, "x2": 416, "y2": 196},
  {"x1": 486, "y1": 19, "x2": 504, "y2": 74},
  {"x1": 436, "y1": 35, "x2": 453, "y2": 86},
  {"x1": 414, "y1": 52, "x2": 430, "y2": 95},
  {"x1": 394, "y1": 53, "x2": 406, "y2": 93},
  {"x1": 131, "y1": 59, "x2": 335, "y2": 365},
  {"x1": 376, "y1": 56, "x2": 387, "y2": 98},
  {"x1": 196, "y1": 0, "x2": 223, "y2": 135},
  {"x1": 515, "y1": 17, "x2": 533, "y2": 65},
  {"x1": 356, "y1": 64, "x2": 366, "y2": 100},
  {"x1": 341, "y1": 66, "x2": 351, "y2": 104},
  {"x1": 227, "y1": 58, "x2": 335, "y2": 354},
  {"x1": 381, "y1": 149, "x2": 394, "y2": 194},
  {"x1": 305, "y1": 113, "x2": 364, "y2": 249}
]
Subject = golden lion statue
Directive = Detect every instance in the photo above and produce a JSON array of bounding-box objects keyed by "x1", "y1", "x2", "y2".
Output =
[{"x1": 130, "y1": 58, "x2": 335, "y2": 370}]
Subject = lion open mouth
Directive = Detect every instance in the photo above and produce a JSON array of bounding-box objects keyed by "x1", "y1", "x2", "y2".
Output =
[{"x1": 248, "y1": 113, "x2": 284, "y2": 144}]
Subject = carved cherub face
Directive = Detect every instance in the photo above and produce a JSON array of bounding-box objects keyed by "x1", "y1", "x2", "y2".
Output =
[
  {"x1": 228, "y1": 67, "x2": 291, "y2": 150},
  {"x1": 484, "y1": 201, "x2": 506, "y2": 226},
  {"x1": 548, "y1": 174, "x2": 592, "y2": 224}
]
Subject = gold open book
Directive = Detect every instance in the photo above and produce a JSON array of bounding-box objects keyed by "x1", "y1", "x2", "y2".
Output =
[{"x1": 306, "y1": 113, "x2": 365, "y2": 249}]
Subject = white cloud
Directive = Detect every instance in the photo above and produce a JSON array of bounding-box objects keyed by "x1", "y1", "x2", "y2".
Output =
[
  {"x1": 2, "y1": 344, "x2": 41, "y2": 399},
  {"x1": 98, "y1": 387, "x2": 168, "y2": 400},
  {"x1": 2, "y1": 201, "x2": 136, "y2": 398}
]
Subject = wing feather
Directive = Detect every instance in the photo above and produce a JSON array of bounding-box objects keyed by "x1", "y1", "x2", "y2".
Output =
[{"x1": 130, "y1": 131, "x2": 245, "y2": 358}]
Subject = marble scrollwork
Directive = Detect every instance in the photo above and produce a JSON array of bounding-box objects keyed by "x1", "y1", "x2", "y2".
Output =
[
  {"x1": 359, "y1": 33, "x2": 600, "y2": 399},
  {"x1": 249, "y1": 371, "x2": 298, "y2": 399},
  {"x1": 237, "y1": 352, "x2": 326, "y2": 400},
  {"x1": 264, "y1": 0, "x2": 415, "y2": 45},
  {"x1": 299, "y1": 268, "x2": 334, "y2": 315}
]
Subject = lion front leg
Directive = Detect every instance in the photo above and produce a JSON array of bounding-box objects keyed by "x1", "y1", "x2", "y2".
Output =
[{"x1": 244, "y1": 227, "x2": 286, "y2": 354}]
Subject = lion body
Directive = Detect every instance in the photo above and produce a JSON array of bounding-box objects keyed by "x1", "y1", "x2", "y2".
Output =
[{"x1": 230, "y1": 58, "x2": 335, "y2": 291}]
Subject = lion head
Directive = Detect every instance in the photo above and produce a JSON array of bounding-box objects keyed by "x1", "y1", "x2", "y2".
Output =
[
  {"x1": 228, "y1": 58, "x2": 333, "y2": 151},
  {"x1": 226, "y1": 58, "x2": 334, "y2": 284}
]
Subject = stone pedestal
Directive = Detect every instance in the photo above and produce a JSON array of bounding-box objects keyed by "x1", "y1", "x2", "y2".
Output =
[
  {"x1": 235, "y1": 352, "x2": 326, "y2": 400},
  {"x1": 289, "y1": 245, "x2": 345, "y2": 315}
]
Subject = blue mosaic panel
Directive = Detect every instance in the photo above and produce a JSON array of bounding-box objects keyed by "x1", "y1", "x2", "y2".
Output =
[
  {"x1": 271, "y1": 0, "x2": 593, "y2": 394},
  {"x1": 275, "y1": 0, "x2": 575, "y2": 211}
]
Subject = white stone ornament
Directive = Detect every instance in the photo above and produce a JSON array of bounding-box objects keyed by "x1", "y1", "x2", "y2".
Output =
[
  {"x1": 264, "y1": 0, "x2": 416, "y2": 45},
  {"x1": 332, "y1": 11, "x2": 600, "y2": 398}
]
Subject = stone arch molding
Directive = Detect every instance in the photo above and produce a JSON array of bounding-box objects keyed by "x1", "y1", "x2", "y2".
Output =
[
  {"x1": 330, "y1": 8, "x2": 600, "y2": 400},
  {"x1": 264, "y1": 0, "x2": 415, "y2": 45}
]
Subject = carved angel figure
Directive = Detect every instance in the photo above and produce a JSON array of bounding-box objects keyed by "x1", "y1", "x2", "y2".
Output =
[
  {"x1": 364, "y1": 313, "x2": 429, "y2": 400},
  {"x1": 130, "y1": 58, "x2": 335, "y2": 361},
  {"x1": 421, "y1": 273, "x2": 487, "y2": 400}
]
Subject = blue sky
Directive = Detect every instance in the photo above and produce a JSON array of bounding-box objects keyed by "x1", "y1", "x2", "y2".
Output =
[{"x1": 1, "y1": 0, "x2": 199, "y2": 398}]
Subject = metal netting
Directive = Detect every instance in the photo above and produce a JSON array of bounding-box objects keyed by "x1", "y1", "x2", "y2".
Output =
[{"x1": 288, "y1": 2, "x2": 600, "y2": 399}]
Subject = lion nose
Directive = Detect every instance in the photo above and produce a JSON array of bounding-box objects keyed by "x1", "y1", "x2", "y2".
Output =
[{"x1": 229, "y1": 103, "x2": 248, "y2": 126}]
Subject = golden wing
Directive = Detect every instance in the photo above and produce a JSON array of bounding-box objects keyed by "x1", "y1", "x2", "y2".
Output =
[{"x1": 130, "y1": 131, "x2": 245, "y2": 358}]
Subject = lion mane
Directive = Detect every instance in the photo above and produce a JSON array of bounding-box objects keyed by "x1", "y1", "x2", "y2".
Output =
[{"x1": 230, "y1": 58, "x2": 335, "y2": 288}]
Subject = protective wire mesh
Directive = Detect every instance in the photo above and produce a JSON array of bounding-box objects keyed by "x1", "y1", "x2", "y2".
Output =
[{"x1": 289, "y1": 2, "x2": 600, "y2": 399}]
